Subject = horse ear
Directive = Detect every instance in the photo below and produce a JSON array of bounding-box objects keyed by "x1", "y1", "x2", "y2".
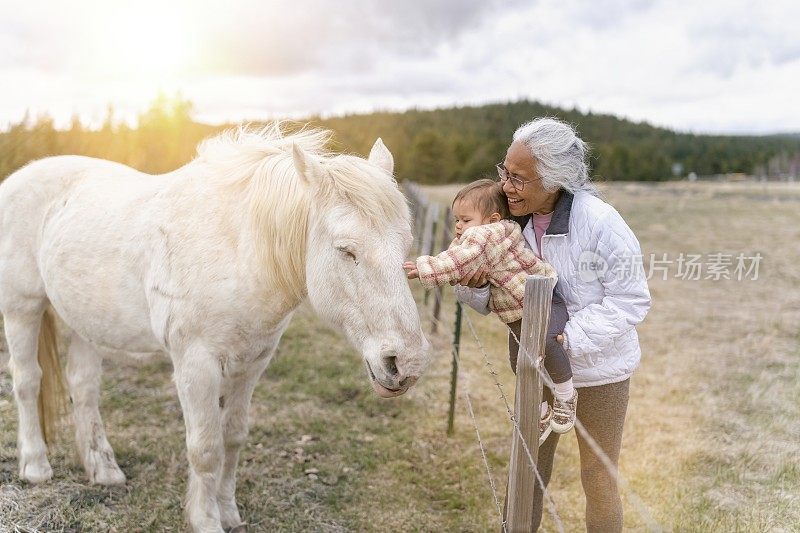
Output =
[
  {"x1": 368, "y1": 138, "x2": 394, "y2": 175},
  {"x1": 292, "y1": 143, "x2": 324, "y2": 186}
]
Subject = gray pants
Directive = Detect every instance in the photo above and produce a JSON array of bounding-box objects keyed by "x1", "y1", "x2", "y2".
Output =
[{"x1": 503, "y1": 379, "x2": 631, "y2": 532}]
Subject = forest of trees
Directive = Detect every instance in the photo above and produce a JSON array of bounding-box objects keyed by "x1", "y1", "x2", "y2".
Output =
[{"x1": 2, "y1": 95, "x2": 798, "y2": 184}]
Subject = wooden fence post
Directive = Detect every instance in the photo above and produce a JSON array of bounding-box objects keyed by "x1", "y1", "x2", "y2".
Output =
[
  {"x1": 431, "y1": 206, "x2": 451, "y2": 333},
  {"x1": 446, "y1": 301, "x2": 463, "y2": 436},
  {"x1": 421, "y1": 203, "x2": 439, "y2": 307},
  {"x1": 505, "y1": 275, "x2": 553, "y2": 532},
  {"x1": 421, "y1": 202, "x2": 438, "y2": 257},
  {"x1": 404, "y1": 182, "x2": 414, "y2": 237},
  {"x1": 413, "y1": 197, "x2": 427, "y2": 255}
]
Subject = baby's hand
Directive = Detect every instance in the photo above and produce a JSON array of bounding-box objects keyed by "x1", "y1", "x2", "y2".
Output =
[
  {"x1": 403, "y1": 261, "x2": 419, "y2": 279},
  {"x1": 452, "y1": 265, "x2": 489, "y2": 287}
]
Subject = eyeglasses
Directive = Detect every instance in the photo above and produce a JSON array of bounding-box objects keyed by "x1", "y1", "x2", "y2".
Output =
[{"x1": 496, "y1": 163, "x2": 539, "y2": 191}]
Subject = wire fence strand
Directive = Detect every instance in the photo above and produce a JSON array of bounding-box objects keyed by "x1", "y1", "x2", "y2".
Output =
[
  {"x1": 406, "y1": 186, "x2": 659, "y2": 532},
  {"x1": 460, "y1": 309, "x2": 565, "y2": 533},
  {"x1": 421, "y1": 303, "x2": 564, "y2": 533},
  {"x1": 508, "y1": 325, "x2": 662, "y2": 532},
  {"x1": 461, "y1": 374, "x2": 508, "y2": 533}
]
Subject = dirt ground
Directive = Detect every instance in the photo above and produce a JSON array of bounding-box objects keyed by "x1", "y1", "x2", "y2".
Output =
[{"x1": 1, "y1": 181, "x2": 799, "y2": 531}]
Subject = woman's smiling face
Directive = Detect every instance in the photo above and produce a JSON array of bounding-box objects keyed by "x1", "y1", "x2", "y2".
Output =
[{"x1": 501, "y1": 141, "x2": 558, "y2": 216}]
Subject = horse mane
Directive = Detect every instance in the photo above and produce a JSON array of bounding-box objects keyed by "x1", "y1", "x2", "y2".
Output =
[{"x1": 195, "y1": 123, "x2": 410, "y2": 303}]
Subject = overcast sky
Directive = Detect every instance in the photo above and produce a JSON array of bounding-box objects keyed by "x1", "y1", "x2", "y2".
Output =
[{"x1": 1, "y1": 0, "x2": 797, "y2": 134}]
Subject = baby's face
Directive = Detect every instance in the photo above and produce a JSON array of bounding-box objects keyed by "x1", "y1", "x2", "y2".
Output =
[{"x1": 453, "y1": 199, "x2": 494, "y2": 239}]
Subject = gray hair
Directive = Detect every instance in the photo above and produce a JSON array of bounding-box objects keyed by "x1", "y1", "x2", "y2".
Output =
[{"x1": 513, "y1": 117, "x2": 599, "y2": 196}]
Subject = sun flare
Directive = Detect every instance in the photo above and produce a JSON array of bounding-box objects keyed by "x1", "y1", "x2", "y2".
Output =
[{"x1": 94, "y1": 5, "x2": 195, "y2": 79}]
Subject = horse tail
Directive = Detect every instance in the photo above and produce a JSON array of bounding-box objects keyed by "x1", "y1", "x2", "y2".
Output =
[{"x1": 37, "y1": 308, "x2": 68, "y2": 446}]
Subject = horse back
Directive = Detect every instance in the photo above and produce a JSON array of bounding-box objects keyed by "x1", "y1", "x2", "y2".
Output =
[
  {"x1": 1, "y1": 155, "x2": 147, "y2": 231},
  {"x1": 0, "y1": 156, "x2": 167, "y2": 349},
  {"x1": 1, "y1": 155, "x2": 292, "y2": 358}
]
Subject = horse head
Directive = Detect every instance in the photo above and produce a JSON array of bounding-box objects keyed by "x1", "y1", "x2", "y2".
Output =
[{"x1": 293, "y1": 138, "x2": 431, "y2": 397}]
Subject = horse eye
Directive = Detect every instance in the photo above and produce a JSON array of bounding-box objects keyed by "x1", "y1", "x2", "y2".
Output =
[{"x1": 336, "y1": 246, "x2": 358, "y2": 264}]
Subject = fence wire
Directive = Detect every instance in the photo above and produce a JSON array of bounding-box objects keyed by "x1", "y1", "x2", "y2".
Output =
[
  {"x1": 460, "y1": 310, "x2": 565, "y2": 533},
  {"x1": 460, "y1": 369, "x2": 508, "y2": 533},
  {"x1": 419, "y1": 303, "x2": 564, "y2": 533},
  {"x1": 508, "y1": 326, "x2": 662, "y2": 532},
  {"x1": 406, "y1": 184, "x2": 661, "y2": 532},
  {"x1": 422, "y1": 293, "x2": 661, "y2": 532}
]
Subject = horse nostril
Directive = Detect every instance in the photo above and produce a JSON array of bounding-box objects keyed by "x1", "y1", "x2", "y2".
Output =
[{"x1": 383, "y1": 355, "x2": 399, "y2": 378}]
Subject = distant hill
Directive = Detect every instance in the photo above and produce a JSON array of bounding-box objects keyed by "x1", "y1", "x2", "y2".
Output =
[
  {"x1": 2, "y1": 97, "x2": 798, "y2": 183},
  {"x1": 313, "y1": 100, "x2": 800, "y2": 183}
]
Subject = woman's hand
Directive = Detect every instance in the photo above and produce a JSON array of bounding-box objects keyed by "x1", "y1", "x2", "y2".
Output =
[
  {"x1": 556, "y1": 334, "x2": 564, "y2": 344},
  {"x1": 452, "y1": 266, "x2": 489, "y2": 287},
  {"x1": 403, "y1": 261, "x2": 419, "y2": 279}
]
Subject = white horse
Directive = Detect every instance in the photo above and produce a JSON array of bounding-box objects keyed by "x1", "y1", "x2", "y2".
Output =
[{"x1": 0, "y1": 124, "x2": 430, "y2": 532}]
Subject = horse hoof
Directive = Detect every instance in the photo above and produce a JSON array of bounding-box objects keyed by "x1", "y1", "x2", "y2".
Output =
[
  {"x1": 20, "y1": 460, "x2": 53, "y2": 484},
  {"x1": 225, "y1": 524, "x2": 247, "y2": 533},
  {"x1": 91, "y1": 464, "x2": 126, "y2": 486}
]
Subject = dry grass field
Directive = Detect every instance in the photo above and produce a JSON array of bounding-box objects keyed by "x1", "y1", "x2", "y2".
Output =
[{"x1": 1, "y1": 181, "x2": 799, "y2": 532}]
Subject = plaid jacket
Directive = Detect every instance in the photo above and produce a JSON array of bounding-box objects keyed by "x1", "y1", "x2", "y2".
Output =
[{"x1": 415, "y1": 220, "x2": 557, "y2": 323}]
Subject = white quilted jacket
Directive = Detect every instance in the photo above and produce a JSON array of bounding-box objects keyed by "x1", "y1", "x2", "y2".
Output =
[{"x1": 455, "y1": 190, "x2": 651, "y2": 387}]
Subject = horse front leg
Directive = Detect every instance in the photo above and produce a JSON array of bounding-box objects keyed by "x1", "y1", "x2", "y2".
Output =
[
  {"x1": 217, "y1": 356, "x2": 273, "y2": 531},
  {"x1": 174, "y1": 346, "x2": 224, "y2": 533}
]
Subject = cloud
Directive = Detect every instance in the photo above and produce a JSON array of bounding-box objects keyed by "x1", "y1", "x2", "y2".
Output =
[
  {"x1": 0, "y1": 0, "x2": 798, "y2": 133},
  {"x1": 0, "y1": 0, "x2": 526, "y2": 76},
  {"x1": 686, "y1": 2, "x2": 800, "y2": 78},
  {"x1": 192, "y1": 0, "x2": 530, "y2": 76},
  {"x1": 565, "y1": 0, "x2": 657, "y2": 30}
]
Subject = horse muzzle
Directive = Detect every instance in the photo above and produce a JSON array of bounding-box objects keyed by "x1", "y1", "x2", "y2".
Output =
[{"x1": 365, "y1": 361, "x2": 419, "y2": 398}]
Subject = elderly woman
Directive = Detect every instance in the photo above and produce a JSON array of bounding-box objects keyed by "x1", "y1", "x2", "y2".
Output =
[{"x1": 455, "y1": 118, "x2": 651, "y2": 531}]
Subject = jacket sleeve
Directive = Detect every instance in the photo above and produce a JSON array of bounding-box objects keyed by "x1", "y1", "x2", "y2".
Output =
[
  {"x1": 415, "y1": 231, "x2": 488, "y2": 289},
  {"x1": 562, "y1": 210, "x2": 651, "y2": 356}
]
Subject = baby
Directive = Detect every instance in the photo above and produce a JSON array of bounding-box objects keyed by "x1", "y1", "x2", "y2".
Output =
[{"x1": 404, "y1": 179, "x2": 577, "y2": 433}]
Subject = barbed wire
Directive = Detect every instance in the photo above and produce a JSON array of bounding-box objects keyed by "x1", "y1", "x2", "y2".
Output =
[
  {"x1": 407, "y1": 189, "x2": 660, "y2": 531},
  {"x1": 422, "y1": 292, "x2": 660, "y2": 532},
  {"x1": 507, "y1": 325, "x2": 662, "y2": 532},
  {"x1": 420, "y1": 291, "x2": 507, "y2": 529},
  {"x1": 419, "y1": 301, "x2": 564, "y2": 533},
  {"x1": 460, "y1": 371, "x2": 508, "y2": 533},
  {"x1": 460, "y1": 309, "x2": 564, "y2": 533}
]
